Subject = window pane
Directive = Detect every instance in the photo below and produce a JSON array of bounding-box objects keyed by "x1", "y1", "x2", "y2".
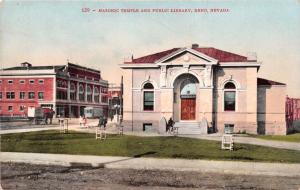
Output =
[
  {"x1": 143, "y1": 83, "x2": 154, "y2": 89},
  {"x1": 224, "y1": 91, "x2": 236, "y2": 111},
  {"x1": 144, "y1": 105, "x2": 154, "y2": 110},
  {"x1": 225, "y1": 91, "x2": 235, "y2": 101},
  {"x1": 224, "y1": 82, "x2": 236, "y2": 89},
  {"x1": 29, "y1": 92, "x2": 35, "y2": 99},
  {"x1": 144, "y1": 91, "x2": 154, "y2": 111},
  {"x1": 144, "y1": 92, "x2": 154, "y2": 101},
  {"x1": 38, "y1": 92, "x2": 44, "y2": 99},
  {"x1": 144, "y1": 102, "x2": 154, "y2": 106}
]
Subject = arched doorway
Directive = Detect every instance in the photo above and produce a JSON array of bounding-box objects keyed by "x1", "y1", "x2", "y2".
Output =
[
  {"x1": 173, "y1": 74, "x2": 199, "y2": 121},
  {"x1": 180, "y1": 78, "x2": 197, "y2": 120}
]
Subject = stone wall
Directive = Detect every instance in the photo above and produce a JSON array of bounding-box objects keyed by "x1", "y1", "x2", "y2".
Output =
[
  {"x1": 214, "y1": 67, "x2": 258, "y2": 134},
  {"x1": 257, "y1": 85, "x2": 286, "y2": 135}
]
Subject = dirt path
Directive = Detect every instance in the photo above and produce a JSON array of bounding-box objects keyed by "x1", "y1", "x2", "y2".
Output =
[{"x1": 1, "y1": 162, "x2": 300, "y2": 190}]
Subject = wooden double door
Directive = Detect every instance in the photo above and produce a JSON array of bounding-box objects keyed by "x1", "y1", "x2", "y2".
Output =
[{"x1": 181, "y1": 98, "x2": 196, "y2": 120}]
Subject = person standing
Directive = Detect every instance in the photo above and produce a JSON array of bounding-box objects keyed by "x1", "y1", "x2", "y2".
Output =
[
  {"x1": 49, "y1": 109, "x2": 55, "y2": 124},
  {"x1": 98, "y1": 115, "x2": 104, "y2": 128},
  {"x1": 103, "y1": 116, "x2": 108, "y2": 129},
  {"x1": 79, "y1": 115, "x2": 83, "y2": 127},
  {"x1": 167, "y1": 117, "x2": 175, "y2": 133},
  {"x1": 83, "y1": 115, "x2": 87, "y2": 128}
]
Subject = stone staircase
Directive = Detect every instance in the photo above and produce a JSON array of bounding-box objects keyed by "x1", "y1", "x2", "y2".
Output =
[{"x1": 174, "y1": 121, "x2": 208, "y2": 135}]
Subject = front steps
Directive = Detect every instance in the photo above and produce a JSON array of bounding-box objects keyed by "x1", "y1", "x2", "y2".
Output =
[{"x1": 174, "y1": 121, "x2": 208, "y2": 135}]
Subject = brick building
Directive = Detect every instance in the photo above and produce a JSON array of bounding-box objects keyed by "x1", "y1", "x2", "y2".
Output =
[
  {"x1": 0, "y1": 62, "x2": 108, "y2": 118},
  {"x1": 108, "y1": 84, "x2": 122, "y2": 116},
  {"x1": 286, "y1": 97, "x2": 300, "y2": 131}
]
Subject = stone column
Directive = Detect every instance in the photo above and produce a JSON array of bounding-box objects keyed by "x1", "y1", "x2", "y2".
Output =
[
  {"x1": 69, "y1": 104, "x2": 72, "y2": 117},
  {"x1": 77, "y1": 106, "x2": 80, "y2": 117},
  {"x1": 160, "y1": 65, "x2": 167, "y2": 87},
  {"x1": 92, "y1": 85, "x2": 95, "y2": 103},
  {"x1": 76, "y1": 82, "x2": 80, "y2": 101},
  {"x1": 67, "y1": 80, "x2": 71, "y2": 100},
  {"x1": 99, "y1": 86, "x2": 102, "y2": 104},
  {"x1": 160, "y1": 88, "x2": 173, "y2": 119},
  {"x1": 85, "y1": 83, "x2": 87, "y2": 102}
]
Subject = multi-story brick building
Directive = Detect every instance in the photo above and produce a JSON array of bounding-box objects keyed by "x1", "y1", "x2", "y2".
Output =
[
  {"x1": 108, "y1": 84, "x2": 122, "y2": 116},
  {"x1": 286, "y1": 97, "x2": 300, "y2": 132},
  {"x1": 0, "y1": 62, "x2": 108, "y2": 118}
]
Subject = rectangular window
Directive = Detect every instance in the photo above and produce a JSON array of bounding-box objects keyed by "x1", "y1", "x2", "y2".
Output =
[
  {"x1": 94, "y1": 95, "x2": 99, "y2": 103},
  {"x1": 56, "y1": 90, "x2": 67, "y2": 100},
  {"x1": 29, "y1": 80, "x2": 34, "y2": 84},
  {"x1": 101, "y1": 96, "x2": 107, "y2": 103},
  {"x1": 224, "y1": 91, "x2": 236, "y2": 111},
  {"x1": 38, "y1": 92, "x2": 44, "y2": 100},
  {"x1": 19, "y1": 80, "x2": 25, "y2": 84},
  {"x1": 38, "y1": 79, "x2": 44, "y2": 84},
  {"x1": 0, "y1": 106, "x2": 2, "y2": 112},
  {"x1": 8, "y1": 106, "x2": 13, "y2": 112},
  {"x1": 70, "y1": 92, "x2": 76, "y2": 100},
  {"x1": 6, "y1": 92, "x2": 15, "y2": 99},
  {"x1": 224, "y1": 124, "x2": 234, "y2": 134},
  {"x1": 87, "y1": 94, "x2": 92, "y2": 102},
  {"x1": 143, "y1": 123, "x2": 152, "y2": 132},
  {"x1": 0, "y1": 92, "x2": 2, "y2": 99},
  {"x1": 19, "y1": 105, "x2": 25, "y2": 112},
  {"x1": 8, "y1": 80, "x2": 13, "y2": 84},
  {"x1": 19, "y1": 92, "x2": 25, "y2": 99},
  {"x1": 143, "y1": 91, "x2": 154, "y2": 111},
  {"x1": 79, "y1": 93, "x2": 85, "y2": 101},
  {"x1": 28, "y1": 92, "x2": 35, "y2": 99}
]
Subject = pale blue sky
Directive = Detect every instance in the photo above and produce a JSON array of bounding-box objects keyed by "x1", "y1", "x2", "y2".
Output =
[{"x1": 1, "y1": 0, "x2": 299, "y2": 96}]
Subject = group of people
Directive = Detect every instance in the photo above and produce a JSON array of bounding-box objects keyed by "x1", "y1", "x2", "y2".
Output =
[
  {"x1": 79, "y1": 115, "x2": 88, "y2": 128},
  {"x1": 80, "y1": 115, "x2": 175, "y2": 135},
  {"x1": 79, "y1": 115, "x2": 108, "y2": 129}
]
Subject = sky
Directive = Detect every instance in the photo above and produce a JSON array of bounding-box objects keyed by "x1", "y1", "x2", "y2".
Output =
[{"x1": 0, "y1": 0, "x2": 299, "y2": 97}]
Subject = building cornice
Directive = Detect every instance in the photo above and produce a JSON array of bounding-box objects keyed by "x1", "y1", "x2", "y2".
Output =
[
  {"x1": 119, "y1": 64, "x2": 159, "y2": 68},
  {"x1": 218, "y1": 62, "x2": 261, "y2": 67},
  {"x1": 56, "y1": 75, "x2": 108, "y2": 86},
  {"x1": 0, "y1": 69, "x2": 56, "y2": 76}
]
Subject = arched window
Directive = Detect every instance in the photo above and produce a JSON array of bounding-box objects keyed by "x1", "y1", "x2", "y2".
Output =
[
  {"x1": 87, "y1": 86, "x2": 92, "y2": 102},
  {"x1": 79, "y1": 85, "x2": 84, "y2": 101},
  {"x1": 143, "y1": 82, "x2": 154, "y2": 111},
  {"x1": 94, "y1": 87, "x2": 99, "y2": 103},
  {"x1": 180, "y1": 79, "x2": 197, "y2": 98},
  {"x1": 70, "y1": 83, "x2": 76, "y2": 100},
  {"x1": 224, "y1": 82, "x2": 236, "y2": 111}
]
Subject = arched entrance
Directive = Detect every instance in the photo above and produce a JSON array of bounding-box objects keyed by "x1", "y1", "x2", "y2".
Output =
[{"x1": 173, "y1": 74, "x2": 199, "y2": 121}]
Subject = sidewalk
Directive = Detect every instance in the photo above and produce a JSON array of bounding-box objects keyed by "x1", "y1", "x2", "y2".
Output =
[
  {"x1": 0, "y1": 126, "x2": 60, "y2": 134},
  {"x1": 181, "y1": 134, "x2": 300, "y2": 151},
  {"x1": 1, "y1": 152, "x2": 300, "y2": 177}
]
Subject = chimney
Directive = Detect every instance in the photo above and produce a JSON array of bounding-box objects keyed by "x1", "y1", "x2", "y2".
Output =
[
  {"x1": 192, "y1": 43, "x2": 199, "y2": 49},
  {"x1": 21, "y1": 62, "x2": 32, "y2": 67}
]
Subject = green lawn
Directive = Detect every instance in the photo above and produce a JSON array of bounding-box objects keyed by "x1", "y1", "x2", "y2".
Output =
[
  {"x1": 1, "y1": 130, "x2": 300, "y2": 163},
  {"x1": 250, "y1": 133, "x2": 300, "y2": 143}
]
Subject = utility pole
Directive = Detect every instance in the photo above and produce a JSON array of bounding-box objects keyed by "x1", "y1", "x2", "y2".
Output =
[{"x1": 120, "y1": 76, "x2": 123, "y2": 123}]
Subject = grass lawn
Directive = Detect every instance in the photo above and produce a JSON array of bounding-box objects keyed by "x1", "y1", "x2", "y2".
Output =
[
  {"x1": 249, "y1": 133, "x2": 300, "y2": 143},
  {"x1": 1, "y1": 130, "x2": 300, "y2": 163}
]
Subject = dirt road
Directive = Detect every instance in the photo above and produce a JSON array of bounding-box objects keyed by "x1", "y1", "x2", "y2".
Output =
[{"x1": 1, "y1": 162, "x2": 300, "y2": 190}]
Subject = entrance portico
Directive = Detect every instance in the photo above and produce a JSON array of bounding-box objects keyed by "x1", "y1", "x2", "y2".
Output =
[{"x1": 173, "y1": 74, "x2": 199, "y2": 122}]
